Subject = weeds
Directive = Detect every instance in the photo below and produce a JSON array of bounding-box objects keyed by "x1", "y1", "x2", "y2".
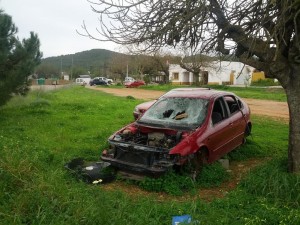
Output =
[
  {"x1": 138, "y1": 163, "x2": 230, "y2": 195},
  {"x1": 240, "y1": 158, "x2": 300, "y2": 206},
  {"x1": 139, "y1": 172, "x2": 195, "y2": 196},
  {"x1": 0, "y1": 86, "x2": 297, "y2": 224},
  {"x1": 197, "y1": 163, "x2": 230, "y2": 188}
]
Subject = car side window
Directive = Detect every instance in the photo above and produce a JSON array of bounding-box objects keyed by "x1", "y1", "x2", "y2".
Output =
[
  {"x1": 212, "y1": 97, "x2": 228, "y2": 125},
  {"x1": 224, "y1": 96, "x2": 242, "y2": 115}
]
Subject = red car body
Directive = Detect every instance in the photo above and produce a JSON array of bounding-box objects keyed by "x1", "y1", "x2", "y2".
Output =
[
  {"x1": 101, "y1": 88, "x2": 251, "y2": 176},
  {"x1": 124, "y1": 80, "x2": 146, "y2": 88},
  {"x1": 133, "y1": 100, "x2": 156, "y2": 119}
]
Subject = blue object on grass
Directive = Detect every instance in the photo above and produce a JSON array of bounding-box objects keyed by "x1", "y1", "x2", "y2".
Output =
[{"x1": 172, "y1": 215, "x2": 192, "y2": 225}]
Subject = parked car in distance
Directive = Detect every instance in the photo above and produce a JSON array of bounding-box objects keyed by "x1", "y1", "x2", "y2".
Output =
[
  {"x1": 106, "y1": 78, "x2": 113, "y2": 84},
  {"x1": 89, "y1": 78, "x2": 108, "y2": 86},
  {"x1": 125, "y1": 80, "x2": 146, "y2": 88},
  {"x1": 124, "y1": 77, "x2": 135, "y2": 83},
  {"x1": 93, "y1": 77, "x2": 113, "y2": 84},
  {"x1": 101, "y1": 88, "x2": 252, "y2": 177}
]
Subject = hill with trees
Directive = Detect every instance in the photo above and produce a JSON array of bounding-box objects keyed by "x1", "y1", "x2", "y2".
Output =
[
  {"x1": 36, "y1": 49, "x2": 125, "y2": 79},
  {"x1": 36, "y1": 49, "x2": 181, "y2": 82}
]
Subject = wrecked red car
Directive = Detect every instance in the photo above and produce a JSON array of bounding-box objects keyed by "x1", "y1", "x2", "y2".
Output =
[{"x1": 101, "y1": 88, "x2": 251, "y2": 176}]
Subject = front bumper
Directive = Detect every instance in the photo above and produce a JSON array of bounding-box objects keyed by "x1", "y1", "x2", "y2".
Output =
[
  {"x1": 101, "y1": 155, "x2": 173, "y2": 175},
  {"x1": 101, "y1": 141, "x2": 176, "y2": 175}
]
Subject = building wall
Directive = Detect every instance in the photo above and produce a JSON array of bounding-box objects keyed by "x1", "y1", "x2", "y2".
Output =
[
  {"x1": 252, "y1": 72, "x2": 265, "y2": 82},
  {"x1": 169, "y1": 61, "x2": 255, "y2": 85}
]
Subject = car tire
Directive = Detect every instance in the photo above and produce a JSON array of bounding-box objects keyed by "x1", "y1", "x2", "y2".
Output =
[
  {"x1": 185, "y1": 149, "x2": 208, "y2": 179},
  {"x1": 194, "y1": 149, "x2": 208, "y2": 170},
  {"x1": 242, "y1": 123, "x2": 252, "y2": 144},
  {"x1": 245, "y1": 123, "x2": 251, "y2": 137}
]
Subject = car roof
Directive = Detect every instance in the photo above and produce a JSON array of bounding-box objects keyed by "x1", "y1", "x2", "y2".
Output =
[{"x1": 161, "y1": 88, "x2": 235, "y2": 100}]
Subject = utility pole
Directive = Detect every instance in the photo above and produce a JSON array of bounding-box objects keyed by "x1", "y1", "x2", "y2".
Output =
[
  {"x1": 60, "y1": 55, "x2": 63, "y2": 77},
  {"x1": 71, "y1": 55, "x2": 73, "y2": 81}
]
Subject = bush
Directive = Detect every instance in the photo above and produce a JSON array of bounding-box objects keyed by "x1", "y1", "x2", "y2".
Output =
[{"x1": 251, "y1": 78, "x2": 279, "y2": 86}]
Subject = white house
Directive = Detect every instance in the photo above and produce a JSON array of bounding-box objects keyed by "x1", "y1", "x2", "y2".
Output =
[{"x1": 169, "y1": 61, "x2": 256, "y2": 85}]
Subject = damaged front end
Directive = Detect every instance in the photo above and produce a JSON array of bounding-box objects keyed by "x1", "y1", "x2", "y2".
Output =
[
  {"x1": 101, "y1": 96, "x2": 207, "y2": 177},
  {"x1": 101, "y1": 125, "x2": 186, "y2": 176}
]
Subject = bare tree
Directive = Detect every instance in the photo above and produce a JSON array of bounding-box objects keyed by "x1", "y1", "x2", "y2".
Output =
[
  {"x1": 109, "y1": 54, "x2": 130, "y2": 82},
  {"x1": 82, "y1": 0, "x2": 300, "y2": 173},
  {"x1": 151, "y1": 51, "x2": 181, "y2": 83},
  {"x1": 179, "y1": 47, "x2": 215, "y2": 86}
]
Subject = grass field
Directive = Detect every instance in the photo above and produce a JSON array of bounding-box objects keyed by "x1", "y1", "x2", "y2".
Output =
[
  {"x1": 141, "y1": 84, "x2": 287, "y2": 102},
  {"x1": 0, "y1": 86, "x2": 299, "y2": 224}
]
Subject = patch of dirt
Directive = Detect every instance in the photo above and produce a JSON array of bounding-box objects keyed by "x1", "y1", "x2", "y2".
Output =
[{"x1": 87, "y1": 86, "x2": 289, "y2": 121}]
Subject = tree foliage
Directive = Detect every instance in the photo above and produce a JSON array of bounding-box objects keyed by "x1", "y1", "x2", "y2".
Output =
[
  {"x1": 83, "y1": 0, "x2": 300, "y2": 173},
  {"x1": 0, "y1": 10, "x2": 42, "y2": 106},
  {"x1": 35, "y1": 63, "x2": 60, "y2": 79},
  {"x1": 108, "y1": 51, "x2": 178, "y2": 82}
]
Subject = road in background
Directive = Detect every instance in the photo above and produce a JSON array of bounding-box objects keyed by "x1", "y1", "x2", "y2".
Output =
[{"x1": 87, "y1": 86, "x2": 289, "y2": 121}]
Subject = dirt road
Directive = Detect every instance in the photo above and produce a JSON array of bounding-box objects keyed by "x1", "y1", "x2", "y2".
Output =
[{"x1": 88, "y1": 86, "x2": 289, "y2": 121}]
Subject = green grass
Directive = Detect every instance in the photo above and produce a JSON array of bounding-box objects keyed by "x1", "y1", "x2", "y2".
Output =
[
  {"x1": 0, "y1": 86, "x2": 298, "y2": 224},
  {"x1": 140, "y1": 84, "x2": 287, "y2": 101},
  {"x1": 251, "y1": 78, "x2": 280, "y2": 86}
]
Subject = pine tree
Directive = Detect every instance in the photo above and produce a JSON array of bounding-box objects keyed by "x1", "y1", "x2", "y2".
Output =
[{"x1": 0, "y1": 10, "x2": 42, "y2": 106}]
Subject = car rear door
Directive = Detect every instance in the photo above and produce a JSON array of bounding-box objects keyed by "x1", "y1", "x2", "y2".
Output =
[
  {"x1": 223, "y1": 95, "x2": 247, "y2": 148},
  {"x1": 206, "y1": 97, "x2": 239, "y2": 160}
]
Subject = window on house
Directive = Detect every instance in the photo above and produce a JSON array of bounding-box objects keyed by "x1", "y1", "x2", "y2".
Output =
[{"x1": 173, "y1": 73, "x2": 179, "y2": 80}]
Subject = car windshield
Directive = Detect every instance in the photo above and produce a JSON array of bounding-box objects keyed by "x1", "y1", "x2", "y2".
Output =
[{"x1": 138, "y1": 97, "x2": 209, "y2": 130}]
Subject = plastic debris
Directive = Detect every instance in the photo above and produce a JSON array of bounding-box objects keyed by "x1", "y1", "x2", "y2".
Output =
[{"x1": 172, "y1": 215, "x2": 192, "y2": 225}]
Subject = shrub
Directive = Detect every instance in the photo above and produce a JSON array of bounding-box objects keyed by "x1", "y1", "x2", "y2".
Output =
[{"x1": 251, "y1": 78, "x2": 279, "y2": 86}]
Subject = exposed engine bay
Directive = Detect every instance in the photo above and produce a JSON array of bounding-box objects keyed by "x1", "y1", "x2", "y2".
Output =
[
  {"x1": 101, "y1": 125, "x2": 188, "y2": 175},
  {"x1": 112, "y1": 126, "x2": 183, "y2": 149}
]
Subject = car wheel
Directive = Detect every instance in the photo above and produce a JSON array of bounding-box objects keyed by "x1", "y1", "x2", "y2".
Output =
[
  {"x1": 186, "y1": 149, "x2": 208, "y2": 179},
  {"x1": 243, "y1": 123, "x2": 252, "y2": 144},
  {"x1": 245, "y1": 123, "x2": 251, "y2": 137}
]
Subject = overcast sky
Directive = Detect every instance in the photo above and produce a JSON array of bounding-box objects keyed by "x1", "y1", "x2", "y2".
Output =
[{"x1": 1, "y1": 0, "x2": 119, "y2": 58}]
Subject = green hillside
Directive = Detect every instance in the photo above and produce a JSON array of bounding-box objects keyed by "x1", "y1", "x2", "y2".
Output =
[
  {"x1": 41, "y1": 49, "x2": 123, "y2": 72},
  {"x1": 36, "y1": 49, "x2": 128, "y2": 78}
]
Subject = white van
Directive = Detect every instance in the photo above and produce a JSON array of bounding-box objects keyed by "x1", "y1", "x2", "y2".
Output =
[{"x1": 76, "y1": 75, "x2": 91, "y2": 85}]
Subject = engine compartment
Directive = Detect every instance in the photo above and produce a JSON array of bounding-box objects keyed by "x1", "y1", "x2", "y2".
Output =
[{"x1": 112, "y1": 126, "x2": 184, "y2": 149}]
